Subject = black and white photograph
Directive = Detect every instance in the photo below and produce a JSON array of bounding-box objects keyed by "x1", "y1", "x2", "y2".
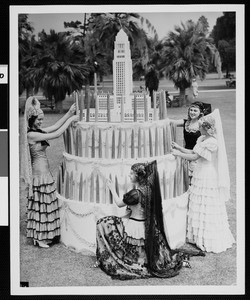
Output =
[{"x1": 9, "y1": 4, "x2": 245, "y2": 296}]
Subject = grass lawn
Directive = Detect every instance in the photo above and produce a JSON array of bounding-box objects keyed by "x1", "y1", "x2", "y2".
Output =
[{"x1": 18, "y1": 89, "x2": 239, "y2": 289}]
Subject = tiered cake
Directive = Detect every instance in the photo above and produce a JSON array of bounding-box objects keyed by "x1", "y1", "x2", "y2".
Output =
[{"x1": 57, "y1": 29, "x2": 190, "y2": 254}]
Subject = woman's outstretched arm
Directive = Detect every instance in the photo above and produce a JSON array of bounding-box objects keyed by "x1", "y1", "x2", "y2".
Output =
[
  {"x1": 171, "y1": 141, "x2": 194, "y2": 154},
  {"x1": 170, "y1": 119, "x2": 184, "y2": 127},
  {"x1": 28, "y1": 115, "x2": 78, "y2": 142},
  {"x1": 171, "y1": 149, "x2": 200, "y2": 161},
  {"x1": 43, "y1": 103, "x2": 76, "y2": 133},
  {"x1": 106, "y1": 179, "x2": 126, "y2": 208}
]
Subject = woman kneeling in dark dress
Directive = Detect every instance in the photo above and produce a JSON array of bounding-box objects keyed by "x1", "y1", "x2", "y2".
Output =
[{"x1": 96, "y1": 160, "x2": 184, "y2": 280}]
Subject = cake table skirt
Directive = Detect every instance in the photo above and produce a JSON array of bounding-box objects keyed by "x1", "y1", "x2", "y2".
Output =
[{"x1": 58, "y1": 192, "x2": 189, "y2": 254}]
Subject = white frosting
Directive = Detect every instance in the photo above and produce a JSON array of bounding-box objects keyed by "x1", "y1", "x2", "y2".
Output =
[
  {"x1": 57, "y1": 153, "x2": 188, "y2": 203},
  {"x1": 63, "y1": 118, "x2": 174, "y2": 159}
]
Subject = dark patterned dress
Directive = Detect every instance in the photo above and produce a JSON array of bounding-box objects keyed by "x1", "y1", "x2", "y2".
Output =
[
  {"x1": 26, "y1": 132, "x2": 60, "y2": 242},
  {"x1": 96, "y1": 187, "x2": 182, "y2": 280}
]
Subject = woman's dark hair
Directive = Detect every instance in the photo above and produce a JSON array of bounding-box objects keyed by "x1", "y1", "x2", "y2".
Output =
[
  {"x1": 131, "y1": 163, "x2": 147, "y2": 185},
  {"x1": 28, "y1": 115, "x2": 38, "y2": 129}
]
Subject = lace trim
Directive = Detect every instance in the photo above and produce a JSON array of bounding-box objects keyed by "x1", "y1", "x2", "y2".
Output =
[{"x1": 184, "y1": 120, "x2": 200, "y2": 133}]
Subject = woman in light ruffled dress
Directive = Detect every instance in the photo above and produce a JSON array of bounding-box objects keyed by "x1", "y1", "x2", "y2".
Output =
[{"x1": 171, "y1": 109, "x2": 235, "y2": 253}]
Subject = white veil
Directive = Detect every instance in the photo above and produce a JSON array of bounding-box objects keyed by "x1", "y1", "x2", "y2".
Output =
[
  {"x1": 20, "y1": 96, "x2": 41, "y2": 198},
  {"x1": 208, "y1": 109, "x2": 230, "y2": 201}
]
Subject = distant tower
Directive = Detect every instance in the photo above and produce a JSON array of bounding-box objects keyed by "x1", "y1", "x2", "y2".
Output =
[{"x1": 113, "y1": 29, "x2": 133, "y2": 109}]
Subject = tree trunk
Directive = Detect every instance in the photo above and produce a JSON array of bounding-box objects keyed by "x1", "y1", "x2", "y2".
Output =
[
  {"x1": 149, "y1": 89, "x2": 154, "y2": 108},
  {"x1": 100, "y1": 74, "x2": 104, "y2": 89},
  {"x1": 55, "y1": 100, "x2": 63, "y2": 114},
  {"x1": 179, "y1": 88, "x2": 186, "y2": 107},
  {"x1": 26, "y1": 86, "x2": 33, "y2": 99}
]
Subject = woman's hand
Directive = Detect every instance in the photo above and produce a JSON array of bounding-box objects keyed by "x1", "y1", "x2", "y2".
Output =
[
  {"x1": 171, "y1": 141, "x2": 181, "y2": 150},
  {"x1": 106, "y1": 178, "x2": 116, "y2": 194},
  {"x1": 68, "y1": 103, "x2": 76, "y2": 115},
  {"x1": 68, "y1": 115, "x2": 79, "y2": 127},
  {"x1": 70, "y1": 115, "x2": 79, "y2": 122},
  {"x1": 106, "y1": 178, "x2": 125, "y2": 208}
]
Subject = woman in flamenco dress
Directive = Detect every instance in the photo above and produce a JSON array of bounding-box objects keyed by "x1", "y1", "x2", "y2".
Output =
[
  {"x1": 95, "y1": 160, "x2": 202, "y2": 280},
  {"x1": 21, "y1": 96, "x2": 78, "y2": 248}
]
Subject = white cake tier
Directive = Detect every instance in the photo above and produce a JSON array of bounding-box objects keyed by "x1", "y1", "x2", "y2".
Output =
[
  {"x1": 56, "y1": 153, "x2": 189, "y2": 203},
  {"x1": 63, "y1": 118, "x2": 176, "y2": 159},
  {"x1": 58, "y1": 192, "x2": 189, "y2": 254}
]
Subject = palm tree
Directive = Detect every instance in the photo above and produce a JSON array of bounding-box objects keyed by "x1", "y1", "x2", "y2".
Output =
[
  {"x1": 145, "y1": 65, "x2": 159, "y2": 106},
  {"x1": 131, "y1": 33, "x2": 161, "y2": 81},
  {"x1": 25, "y1": 30, "x2": 90, "y2": 112},
  {"x1": 161, "y1": 20, "x2": 222, "y2": 106},
  {"x1": 90, "y1": 13, "x2": 152, "y2": 73},
  {"x1": 65, "y1": 13, "x2": 156, "y2": 94},
  {"x1": 143, "y1": 37, "x2": 165, "y2": 104},
  {"x1": 67, "y1": 28, "x2": 111, "y2": 108},
  {"x1": 18, "y1": 14, "x2": 35, "y2": 98}
]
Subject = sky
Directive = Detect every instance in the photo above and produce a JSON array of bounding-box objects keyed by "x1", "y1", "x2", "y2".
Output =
[
  {"x1": 27, "y1": 10, "x2": 224, "y2": 40},
  {"x1": 140, "y1": 12, "x2": 223, "y2": 38}
]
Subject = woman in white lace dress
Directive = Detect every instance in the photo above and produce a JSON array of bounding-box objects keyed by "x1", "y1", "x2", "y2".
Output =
[{"x1": 171, "y1": 109, "x2": 235, "y2": 253}]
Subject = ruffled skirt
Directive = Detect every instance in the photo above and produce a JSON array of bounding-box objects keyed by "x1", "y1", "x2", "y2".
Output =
[
  {"x1": 96, "y1": 216, "x2": 150, "y2": 280},
  {"x1": 187, "y1": 171, "x2": 235, "y2": 253},
  {"x1": 26, "y1": 173, "x2": 60, "y2": 241}
]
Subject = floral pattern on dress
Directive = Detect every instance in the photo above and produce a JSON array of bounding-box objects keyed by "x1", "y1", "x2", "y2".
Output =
[{"x1": 96, "y1": 216, "x2": 150, "y2": 280}]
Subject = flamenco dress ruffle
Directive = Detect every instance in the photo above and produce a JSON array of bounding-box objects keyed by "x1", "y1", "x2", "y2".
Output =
[{"x1": 26, "y1": 172, "x2": 60, "y2": 242}]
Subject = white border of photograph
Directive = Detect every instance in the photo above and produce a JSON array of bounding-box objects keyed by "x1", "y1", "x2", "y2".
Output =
[{"x1": 10, "y1": 4, "x2": 245, "y2": 296}]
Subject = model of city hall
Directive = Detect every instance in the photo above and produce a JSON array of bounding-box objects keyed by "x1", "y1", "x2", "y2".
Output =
[{"x1": 85, "y1": 28, "x2": 152, "y2": 122}]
